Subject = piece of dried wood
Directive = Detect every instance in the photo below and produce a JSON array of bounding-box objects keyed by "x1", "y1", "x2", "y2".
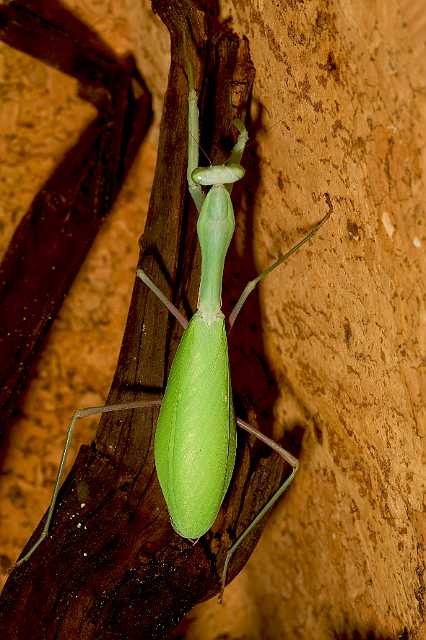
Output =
[
  {"x1": 0, "y1": 1, "x2": 294, "y2": 638},
  {"x1": 0, "y1": 0, "x2": 152, "y2": 428}
]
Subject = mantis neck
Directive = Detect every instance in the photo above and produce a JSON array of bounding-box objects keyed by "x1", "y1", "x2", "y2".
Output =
[{"x1": 197, "y1": 185, "x2": 235, "y2": 318}]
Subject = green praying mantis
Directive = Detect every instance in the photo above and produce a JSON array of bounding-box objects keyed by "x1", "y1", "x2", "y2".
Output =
[{"x1": 15, "y1": 58, "x2": 330, "y2": 598}]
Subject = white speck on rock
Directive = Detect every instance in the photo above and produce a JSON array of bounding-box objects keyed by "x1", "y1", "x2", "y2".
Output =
[{"x1": 382, "y1": 211, "x2": 395, "y2": 238}]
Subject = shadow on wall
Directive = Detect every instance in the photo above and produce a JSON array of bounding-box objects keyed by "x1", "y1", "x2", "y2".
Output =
[{"x1": 333, "y1": 625, "x2": 410, "y2": 640}]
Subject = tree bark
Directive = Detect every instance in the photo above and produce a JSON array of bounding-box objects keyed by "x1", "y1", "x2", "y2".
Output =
[{"x1": 0, "y1": 1, "x2": 291, "y2": 638}]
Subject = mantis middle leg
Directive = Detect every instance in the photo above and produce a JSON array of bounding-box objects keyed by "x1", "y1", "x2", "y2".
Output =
[{"x1": 229, "y1": 204, "x2": 332, "y2": 328}]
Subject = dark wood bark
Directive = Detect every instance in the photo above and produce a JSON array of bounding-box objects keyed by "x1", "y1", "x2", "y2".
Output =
[
  {"x1": 0, "y1": 0, "x2": 152, "y2": 428},
  {"x1": 0, "y1": 1, "x2": 296, "y2": 638}
]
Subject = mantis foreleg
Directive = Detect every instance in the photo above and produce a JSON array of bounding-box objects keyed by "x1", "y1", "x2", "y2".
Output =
[
  {"x1": 186, "y1": 57, "x2": 204, "y2": 212},
  {"x1": 185, "y1": 58, "x2": 249, "y2": 211}
]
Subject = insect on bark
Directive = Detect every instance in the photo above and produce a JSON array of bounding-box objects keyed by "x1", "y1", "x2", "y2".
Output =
[{"x1": 14, "y1": 57, "x2": 331, "y2": 599}]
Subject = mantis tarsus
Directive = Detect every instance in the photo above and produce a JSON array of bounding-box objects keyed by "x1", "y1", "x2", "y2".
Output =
[{"x1": 15, "y1": 58, "x2": 331, "y2": 599}]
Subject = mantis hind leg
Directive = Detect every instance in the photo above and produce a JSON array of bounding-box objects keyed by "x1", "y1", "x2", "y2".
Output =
[
  {"x1": 18, "y1": 259, "x2": 190, "y2": 568},
  {"x1": 220, "y1": 416, "x2": 299, "y2": 600},
  {"x1": 15, "y1": 399, "x2": 162, "y2": 568}
]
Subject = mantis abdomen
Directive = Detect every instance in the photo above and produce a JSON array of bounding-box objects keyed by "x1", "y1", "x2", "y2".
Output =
[{"x1": 154, "y1": 314, "x2": 237, "y2": 539}]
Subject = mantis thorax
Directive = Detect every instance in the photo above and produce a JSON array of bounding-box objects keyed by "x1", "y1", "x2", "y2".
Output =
[{"x1": 196, "y1": 184, "x2": 235, "y2": 316}]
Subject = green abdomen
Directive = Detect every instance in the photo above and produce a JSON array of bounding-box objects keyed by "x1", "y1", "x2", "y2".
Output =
[{"x1": 154, "y1": 313, "x2": 236, "y2": 539}]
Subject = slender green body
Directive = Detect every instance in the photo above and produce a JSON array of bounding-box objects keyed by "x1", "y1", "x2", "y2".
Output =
[
  {"x1": 154, "y1": 183, "x2": 238, "y2": 538},
  {"x1": 155, "y1": 313, "x2": 236, "y2": 538}
]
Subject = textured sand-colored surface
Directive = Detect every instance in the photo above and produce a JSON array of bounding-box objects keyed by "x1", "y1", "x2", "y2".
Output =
[
  {"x1": 186, "y1": 3, "x2": 425, "y2": 639},
  {"x1": 1, "y1": 2, "x2": 424, "y2": 639},
  {"x1": 0, "y1": 0, "x2": 165, "y2": 588}
]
